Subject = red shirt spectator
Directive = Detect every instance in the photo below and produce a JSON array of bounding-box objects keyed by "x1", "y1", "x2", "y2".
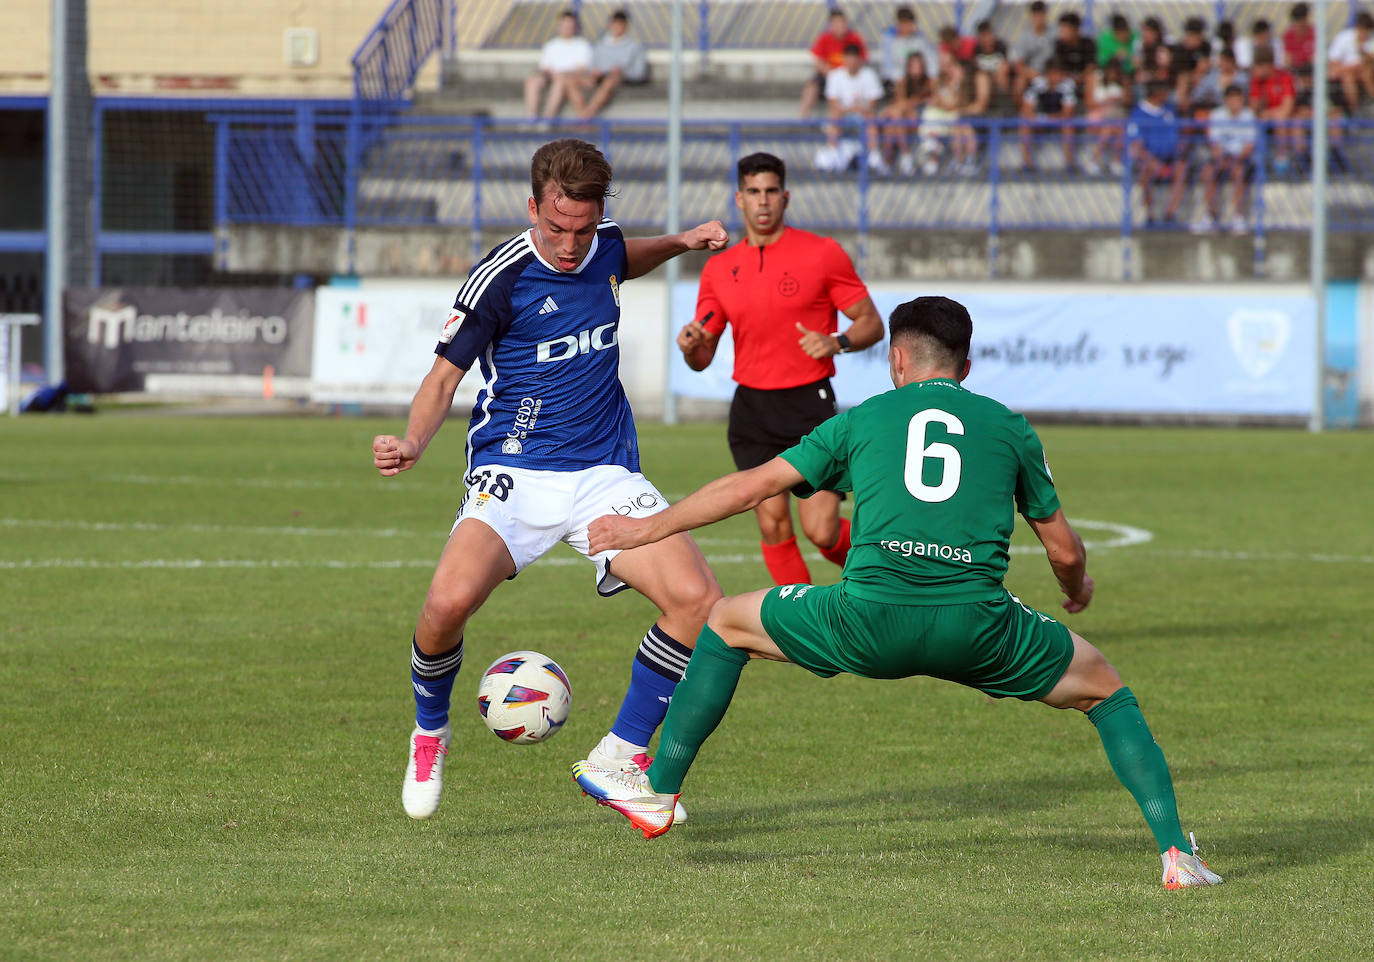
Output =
[
  {"x1": 1282, "y1": 4, "x2": 1316, "y2": 73},
  {"x1": 1250, "y1": 65, "x2": 1295, "y2": 111},
  {"x1": 813, "y1": 29, "x2": 868, "y2": 69}
]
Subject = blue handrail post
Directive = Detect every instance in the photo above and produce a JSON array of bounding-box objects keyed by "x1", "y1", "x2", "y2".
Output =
[
  {"x1": 987, "y1": 122, "x2": 1001, "y2": 278},
  {"x1": 295, "y1": 103, "x2": 316, "y2": 224},
  {"x1": 92, "y1": 102, "x2": 104, "y2": 286},
  {"x1": 855, "y1": 119, "x2": 870, "y2": 276},
  {"x1": 344, "y1": 106, "x2": 360, "y2": 275},
  {"x1": 726, "y1": 122, "x2": 742, "y2": 237},
  {"x1": 1120, "y1": 119, "x2": 1133, "y2": 281},
  {"x1": 1084, "y1": 0, "x2": 1094, "y2": 34},
  {"x1": 471, "y1": 118, "x2": 485, "y2": 265},
  {"x1": 213, "y1": 118, "x2": 229, "y2": 273},
  {"x1": 698, "y1": 1, "x2": 710, "y2": 73},
  {"x1": 1253, "y1": 120, "x2": 1269, "y2": 277}
]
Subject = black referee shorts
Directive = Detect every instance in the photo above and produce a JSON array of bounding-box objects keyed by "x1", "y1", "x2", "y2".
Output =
[{"x1": 727, "y1": 378, "x2": 838, "y2": 471}]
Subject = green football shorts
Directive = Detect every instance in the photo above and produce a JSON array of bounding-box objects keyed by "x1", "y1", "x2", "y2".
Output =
[{"x1": 759, "y1": 583, "x2": 1075, "y2": 701}]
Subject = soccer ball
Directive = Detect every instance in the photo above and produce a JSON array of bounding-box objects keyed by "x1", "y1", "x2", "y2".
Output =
[{"x1": 476, "y1": 650, "x2": 572, "y2": 744}]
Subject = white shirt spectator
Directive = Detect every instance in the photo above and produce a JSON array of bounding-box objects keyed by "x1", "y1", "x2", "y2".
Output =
[
  {"x1": 1207, "y1": 104, "x2": 1257, "y2": 157},
  {"x1": 593, "y1": 32, "x2": 648, "y2": 82},
  {"x1": 1232, "y1": 35, "x2": 1284, "y2": 70},
  {"x1": 825, "y1": 65, "x2": 883, "y2": 110},
  {"x1": 1012, "y1": 27, "x2": 1055, "y2": 73},
  {"x1": 1328, "y1": 27, "x2": 1374, "y2": 66},
  {"x1": 540, "y1": 36, "x2": 593, "y2": 73},
  {"x1": 881, "y1": 29, "x2": 939, "y2": 84}
]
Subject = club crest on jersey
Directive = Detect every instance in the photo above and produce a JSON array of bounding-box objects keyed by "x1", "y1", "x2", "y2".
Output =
[
  {"x1": 439, "y1": 308, "x2": 466, "y2": 344},
  {"x1": 502, "y1": 438, "x2": 523, "y2": 455},
  {"x1": 609, "y1": 274, "x2": 620, "y2": 307}
]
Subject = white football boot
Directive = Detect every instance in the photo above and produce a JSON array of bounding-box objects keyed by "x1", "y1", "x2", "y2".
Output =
[
  {"x1": 402, "y1": 724, "x2": 450, "y2": 819},
  {"x1": 585, "y1": 741, "x2": 688, "y2": 823},
  {"x1": 1162, "y1": 833, "x2": 1224, "y2": 890},
  {"x1": 571, "y1": 760, "x2": 680, "y2": 839}
]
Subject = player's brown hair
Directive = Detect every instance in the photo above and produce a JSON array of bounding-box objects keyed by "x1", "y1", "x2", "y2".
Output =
[
  {"x1": 530, "y1": 139, "x2": 615, "y2": 207},
  {"x1": 889, "y1": 296, "x2": 971, "y2": 369}
]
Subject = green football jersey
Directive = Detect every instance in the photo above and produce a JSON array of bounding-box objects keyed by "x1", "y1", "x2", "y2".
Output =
[{"x1": 779, "y1": 377, "x2": 1060, "y2": 604}]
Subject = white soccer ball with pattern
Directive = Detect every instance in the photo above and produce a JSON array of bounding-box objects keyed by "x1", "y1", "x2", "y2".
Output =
[{"x1": 476, "y1": 650, "x2": 572, "y2": 744}]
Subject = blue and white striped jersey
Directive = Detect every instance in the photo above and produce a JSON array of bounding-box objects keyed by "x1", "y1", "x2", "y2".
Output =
[{"x1": 435, "y1": 221, "x2": 639, "y2": 472}]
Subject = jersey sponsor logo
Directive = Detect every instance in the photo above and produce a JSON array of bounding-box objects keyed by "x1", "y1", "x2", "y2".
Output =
[
  {"x1": 439, "y1": 308, "x2": 467, "y2": 344},
  {"x1": 880, "y1": 539, "x2": 975, "y2": 564},
  {"x1": 777, "y1": 274, "x2": 800, "y2": 297},
  {"x1": 537, "y1": 296, "x2": 560, "y2": 315},
  {"x1": 536, "y1": 322, "x2": 618, "y2": 363},
  {"x1": 609, "y1": 274, "x2": 620, "y2": 307},
  {"x1": 504, "y1": 396, "x2": 542, "y2": 453}
]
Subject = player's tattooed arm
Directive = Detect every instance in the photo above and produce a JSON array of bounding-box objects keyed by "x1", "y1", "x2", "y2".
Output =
[
  {"x1": 624, "y1": 221, "x2": 729, "y2": 279},
  {"x1": 373, "y1": 356, "x2": 467, "y2": 476},
  {"x1": 588, "y1": 457, "x2": 803, "y2": 553}
]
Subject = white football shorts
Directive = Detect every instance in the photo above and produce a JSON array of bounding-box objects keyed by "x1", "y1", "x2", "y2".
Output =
[{"x1": 451, "y1": 463, "x2": 670, "y2": 596}]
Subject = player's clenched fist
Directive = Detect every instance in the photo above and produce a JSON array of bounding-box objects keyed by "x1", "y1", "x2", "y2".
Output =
[
  {"x1": 684, "y1": 220, "x2": 729, "y2": 252},
  {"x1": 588, "y1": 513, "x2": 653, "y2": 555},
  {"x1": 373, "y1": 434, "x2": 420, "y2": 476}
]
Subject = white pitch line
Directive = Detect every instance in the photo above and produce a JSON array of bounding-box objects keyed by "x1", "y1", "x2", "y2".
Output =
[
  {"x1": 0, "y1": 517, "x2": 1151, "y2": 552},
  {"x1": 5, "y1": 546, "x2": 1374, "y2": 572}
]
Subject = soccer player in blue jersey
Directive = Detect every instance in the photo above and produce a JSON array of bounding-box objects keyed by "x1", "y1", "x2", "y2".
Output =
[{"x1": 372, "y1": 139, "x2": 730, "y2": 820}]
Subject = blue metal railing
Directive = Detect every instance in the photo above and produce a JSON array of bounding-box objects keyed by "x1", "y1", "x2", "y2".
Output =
[
  {"x1": 212, "y1": 109, "x2": 1374, "y2": 276},
  {"x1": 352, "y1": 0, "x2": 445, "y2": 101}
]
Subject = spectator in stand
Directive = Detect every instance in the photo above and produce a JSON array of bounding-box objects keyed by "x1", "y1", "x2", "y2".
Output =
[
  {"x1": 1136, "y1": 17, "x2": 1168, "y2": 75},
  {"x1": 802, "y1": 9, "x2": 868, "y2": 118},
  {"x1": 1019, "y1": 56, "x2": 1078, "y2": 171},
  {"x1": 1083, "y1": 59, "x2": 1130, "y2": 176},
  {"x1": 1250, "y1": 46, "x2": 1298, "y2": 172},
  {"x1": 1012, "y1": 0, "x2": 1055, "y2": 100},
  {"x1": 1098, "y1": 14, "x2": 1138, "y2": 75},
  {"x1": 1127, "y1": 79, "x2": 1188, "y2": 225},
  {"x1": 1054, "y1": 11, "x2": 1098, "y2": 92},
  {"x1": 972, "y1": 19, "x2": 1013, "y2": 100},
  {"x1": 1171, "y1": 17, "x2": 1214, "y2": 112},
  {"x1": 524, "y1": 10, "x2": 594, "y2": 121},
  {"x1": 1196, "y1": 84, "x2": 1258, "y2": 235},
  {"x1": 581, "y1": 10, "x2": 649, "y2": 119},
  {"x1": 1214, "y1": 21, "x2": 1237, "y2": 60},
  {"x1": 1235, "y1": 19, "x2": 1284, "y2": 71},
  {"x1": 938, "y1": 24, "x2": 976, "y2": 63},
  {"x1": 1188, "y1": 48, "x2": 1247, "y2": 116},
  {"x1": 919, "y1": 47, "x2": 980, "y2": 176},
  {"x1": 1329, "y1": 12, "x2": 1374, "y2": 116},
  {"x1": 823, "y1": 43, "x2": 886, "y2": 173},
  {"x1": 880, "y1": 52, "x2": 933, "y2": 175},
  {"x1": 880, "y1": 6, "x2": 939, "y2": 97},
  {"x1": 1283, "y1": 4, "x2": 1317, "y2": 77}
]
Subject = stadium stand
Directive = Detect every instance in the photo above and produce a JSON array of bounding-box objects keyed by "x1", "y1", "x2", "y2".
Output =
[{"x1": 3, "y1": 0, "x2": 1374, "y2": 287}]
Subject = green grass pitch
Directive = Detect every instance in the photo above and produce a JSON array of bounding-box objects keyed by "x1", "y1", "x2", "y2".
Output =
[{"x1": 2, "y1": 415, "x2": 1372, "y2": 961}]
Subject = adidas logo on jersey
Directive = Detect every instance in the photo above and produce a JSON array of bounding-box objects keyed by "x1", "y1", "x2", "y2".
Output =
[{"x1": 537, "y1": 296, "x2": 559, "y2": 315}]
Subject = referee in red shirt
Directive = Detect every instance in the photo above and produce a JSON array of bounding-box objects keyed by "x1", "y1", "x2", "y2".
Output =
[{"x1": 677, "y1": 152, "x2": 883, "y2": 586}]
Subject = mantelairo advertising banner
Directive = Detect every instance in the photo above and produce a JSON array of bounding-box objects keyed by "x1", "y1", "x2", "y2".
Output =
[{"x1": 64, "y1": 288, "x2": 314, "y2": 394}]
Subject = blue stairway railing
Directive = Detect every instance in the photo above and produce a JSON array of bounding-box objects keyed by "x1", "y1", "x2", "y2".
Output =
[{"x1": 352, "y1": 0, "x2": 445, "y2": 102}]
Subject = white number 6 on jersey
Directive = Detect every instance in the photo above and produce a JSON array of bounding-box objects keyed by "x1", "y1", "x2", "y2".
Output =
[{"x1": 904, "y1": 409, "x2": 965, "y2": 503}]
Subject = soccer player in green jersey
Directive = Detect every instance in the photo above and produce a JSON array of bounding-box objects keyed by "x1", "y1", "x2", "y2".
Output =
[{"x1": 573, "y1": 295, "x2": 1223, "y2": 890}]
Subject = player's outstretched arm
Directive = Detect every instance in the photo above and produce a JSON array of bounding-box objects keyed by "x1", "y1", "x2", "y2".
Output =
[
  {"x1": 372, "y1": 356, "x2": 466, "y2": 477},
  {"x1": 624, "y1": 221, "x2": 728, "y2": 279},
  {"x1": 1026, "y1": 509, "x2": 1095, "y2": 613},
  {"x1": 588, "y1": 457, "x2": 804, "y2": 553}
]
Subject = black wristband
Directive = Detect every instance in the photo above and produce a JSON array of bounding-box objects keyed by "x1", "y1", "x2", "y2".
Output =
[{"x1": 834, "y1": 333, "x2": 852, "y2": 353}]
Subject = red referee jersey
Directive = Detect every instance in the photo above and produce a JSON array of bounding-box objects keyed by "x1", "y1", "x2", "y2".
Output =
[{"x1": 695, "y1": 227, "x2": 870, "y2": 390}]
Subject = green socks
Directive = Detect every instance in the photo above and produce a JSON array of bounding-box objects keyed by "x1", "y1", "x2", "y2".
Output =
[
  {"x1": 1087, "y1": 687, "x2": 1191, "y2": 853},
  {"x1": 649, "y1": 626, "x2": 749, "y2": 795}
]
